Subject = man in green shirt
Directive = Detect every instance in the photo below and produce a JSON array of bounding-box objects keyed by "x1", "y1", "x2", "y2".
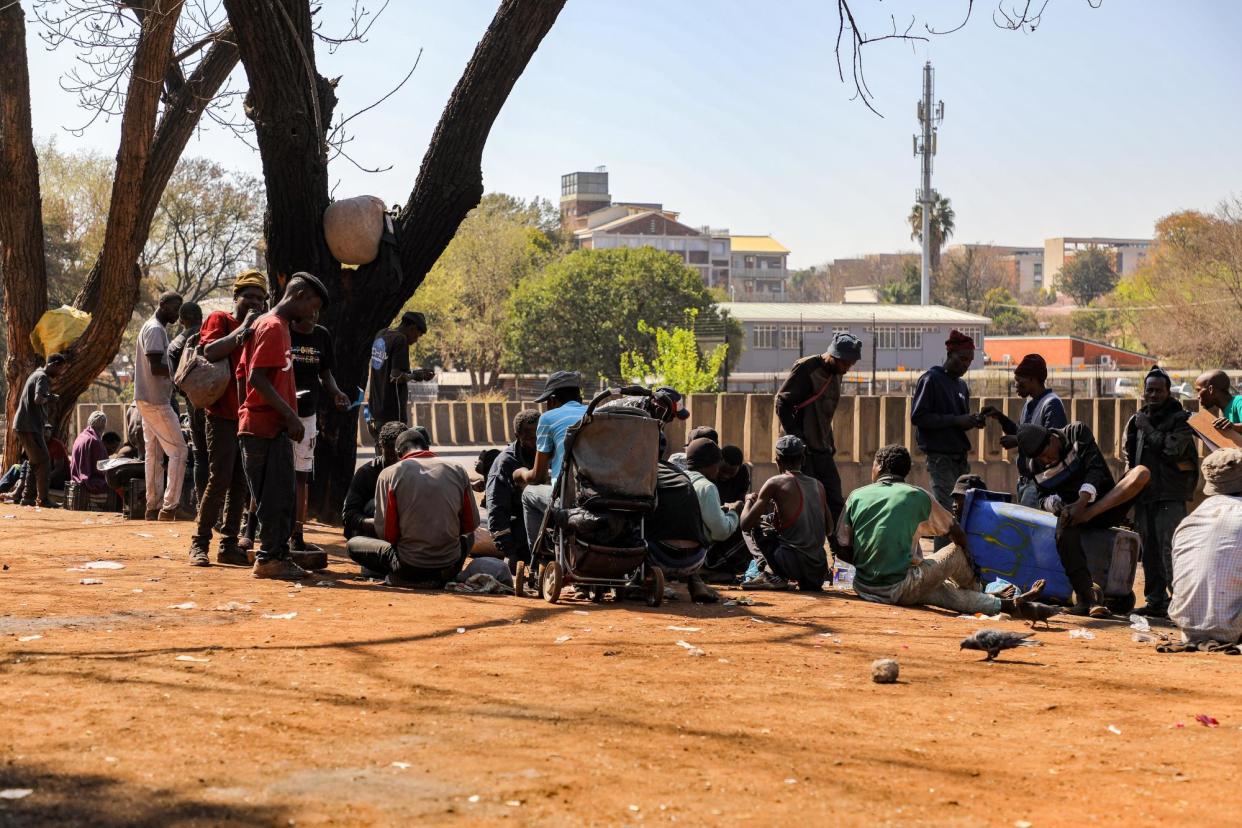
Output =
[
  {"x1": 1195, "y1": 370, "x2": 1242, "y2": 433},
  {"x1": 836, "y1": 444, "x2": 1055, "y2": 619}
]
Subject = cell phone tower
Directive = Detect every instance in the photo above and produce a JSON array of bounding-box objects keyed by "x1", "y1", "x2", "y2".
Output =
[{"x1": 913, "y1": 61, "x2": 943, "y2": 306}]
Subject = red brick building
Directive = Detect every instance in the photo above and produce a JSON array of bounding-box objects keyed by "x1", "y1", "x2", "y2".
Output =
[{"x1": 983, "y1": 335, "x2": 1153, "y2": 369}]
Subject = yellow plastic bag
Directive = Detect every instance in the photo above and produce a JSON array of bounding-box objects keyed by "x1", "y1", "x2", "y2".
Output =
[{"x1": 30, "y1": 306, "x2": 91, "y2": 359}]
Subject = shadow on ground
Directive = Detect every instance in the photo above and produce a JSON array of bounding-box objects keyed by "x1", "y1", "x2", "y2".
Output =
[{"x1": 0, "y1": 763, "x2": 287, "y2": 828}]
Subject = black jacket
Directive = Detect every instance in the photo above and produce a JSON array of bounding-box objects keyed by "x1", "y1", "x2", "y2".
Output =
[
  {"x1": 1030, "y1": 422, "x2": 1115, "y2": 506},
  {"x1": 1123, "y1": 398, "x2": 1198, "y2": 503},
  {"x1": 775, "y1": 355, "x2": 841, "y2": 454},
  {"x1": 485, "y1": 440, "x2": 533, "y2": 559},
  {"x1": 342, "y1": 458, "x2": 386, "y2": 539},
  {"x1": 911, "y1": 365, "x2": 972, "y2": 456}
]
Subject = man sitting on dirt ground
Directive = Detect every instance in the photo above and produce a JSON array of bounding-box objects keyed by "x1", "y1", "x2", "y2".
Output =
[
  {"x1": 342, "y1": 421, "x2": 405, "y2": 540},
  {"x1": 668, "y1": 425, "x2": 719, "y2": 469},
  {"x1": 739, "y1": 435, "x2": 830, "y2": 592},
  {"x1": 1018, "y1": 421, "x2": 1151, "y2": 617},
  {"x1": 515, "y1": 371, "x2": 587, "y2": 553},
  {"x1": 70, "y1": 410, "x2": 111, "y2": 497},
  {"x1": 346, "y1": 427, "x2": 479, "y2": 587},
  {"x1": 486, "y1": 409, "x2": 540, "y2": 573},
  {"x1": 700, "y1": 444, "x2": 754, "y2": 583},
  {"x1": 661, "y1": 437, "x2": 742, "y2": 603},
  {"x1": 1167, "y1": 448, "x2": 1242, "y2": 648},
  {"x1": 837, "y1": 444, "x2": 1056, "y2": 619}
]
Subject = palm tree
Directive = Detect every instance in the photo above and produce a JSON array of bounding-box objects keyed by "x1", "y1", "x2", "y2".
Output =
[{"x1": 908, "y1": 195, "x2": 955, "y2": 274}]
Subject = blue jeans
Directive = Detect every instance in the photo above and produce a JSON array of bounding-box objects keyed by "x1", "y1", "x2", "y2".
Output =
[
  {"x1": 646, "y1": 541, "x2": 706, "y2": 578},
  {"x1": 522, "y1": 484, "x2": 554, "y2": 554},
  {"x1": 240, "y1": 433, "x2": 296, "y2": 562},
  {"x1": 926, "y1": 453, "x2": 969, "y2": 551}
]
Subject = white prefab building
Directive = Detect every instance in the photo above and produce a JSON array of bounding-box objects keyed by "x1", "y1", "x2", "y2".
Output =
[{"x1": 718, "y1": 302, "x2": 990, "y2": 391}]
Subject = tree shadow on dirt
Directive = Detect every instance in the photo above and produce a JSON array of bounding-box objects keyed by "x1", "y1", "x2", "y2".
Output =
[{"x1": 0, "y1": 761, "x2": 286, "y2": 827}]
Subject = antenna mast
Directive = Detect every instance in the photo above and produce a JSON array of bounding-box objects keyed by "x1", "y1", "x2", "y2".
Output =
[{"x1": 914, "y1": 61, "x2": 944, "y2": 306}]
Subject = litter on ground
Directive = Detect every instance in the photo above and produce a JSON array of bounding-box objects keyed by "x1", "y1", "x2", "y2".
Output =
[
  {"x1": 1069, "y1": 629, "x2": 1095, "y2": 640},
  {"x1": 175, "y1": 655, "x2": 210, "y2": 663},
  {"x1": 262, "y1": 612, "x2": 297, "y2": 620},
  {"x1": 168, "y1": 602, "x2": 197, "y2": 610},
  {"x1": 79, "y1": 579, "x2": 103, "y2": 585}
]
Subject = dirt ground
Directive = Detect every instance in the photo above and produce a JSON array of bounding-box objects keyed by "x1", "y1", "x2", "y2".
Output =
[{"x1": 1, "y1": 503, "x2": 1239, "y2": 827}]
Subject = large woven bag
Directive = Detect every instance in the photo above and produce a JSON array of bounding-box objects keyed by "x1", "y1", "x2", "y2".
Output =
[
  {"x1": 323, "y1": 195, "x2": 387, "y2": 266},
  {"x1": 174, "y1": 347, "x2": 231, "y2": 409}
]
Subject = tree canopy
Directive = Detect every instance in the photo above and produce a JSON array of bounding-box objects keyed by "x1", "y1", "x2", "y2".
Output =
[
  {"x1": 504, "y1": 247, "x2": 726, "y2": 382},
  {"x1": 1058, "y1": 246, "x2": 1119, "y2": 306}
]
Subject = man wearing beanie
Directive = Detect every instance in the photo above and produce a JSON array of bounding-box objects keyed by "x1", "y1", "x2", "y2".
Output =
[
  {"x1": 1123, "y1": 366, "x2": 1197, "y2": 618},
  {"x1": 774, "y1": 331, "x2": 862, "y2": 550},
  {"x1": 1167, "y1": 448, "x2": 1242, "y2": 646},
  {"x1": 186, "y1": 269, "x2": 268, "y2": 567},
  {"x1": 911, "y1": 330, "x2": 986, "y2": 548},
  {"x1": 1018, "y1": 420, "x2": 1152, "y2": 616},
  {"x1": 676, "y1": 437, "x2": 742, "y2": 602},
  {"x1": 984, "y1": 352, "x2": 1067, "y2": 507}
]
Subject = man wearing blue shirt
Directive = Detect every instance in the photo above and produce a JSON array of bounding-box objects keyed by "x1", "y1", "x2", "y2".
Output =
[{"x1": 516, "y1": 371, "x2": 588, "y2": 550}]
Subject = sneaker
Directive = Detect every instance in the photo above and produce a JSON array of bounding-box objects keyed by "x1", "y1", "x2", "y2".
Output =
[
  {"x1": 145, "y1": 510, "x2": 160, "y2": 521},
  {"x1": 36, "y1": 501, "x2": 62, "y2": 510},
  {"x1": 1133, "y1": 604, "x2": 1169, "y2": 619},
  {"x1": 216, "y1": 543, "x2": 250, "y2": 567},
  {"x1": 188, "y1": 545, "x2": 210, "y2": 567},
  {"x1": 157, "y1": 508, "x2": 179, "y2": 522},
  {"x1": 290, "y1": 538, "x2": 323, "y2": 553},
  {"x1": 741, "y1": 571, "x2": 789, "y2": 591},
  {"x1": 251, "y1": 558, "x2": 310, "y2": 580}
]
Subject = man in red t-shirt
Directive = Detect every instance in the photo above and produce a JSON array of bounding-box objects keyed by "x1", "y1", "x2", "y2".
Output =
[
  {"x1": 186, "y1": 269, "x2": 268, "y2": 567},
  {"x1": 238, "y1": 272, "x2": 330, "y2": 580}
]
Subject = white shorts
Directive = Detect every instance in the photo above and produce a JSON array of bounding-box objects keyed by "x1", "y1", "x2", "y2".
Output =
[{"x1": 294, "y1": 414, "x2": 317, "y2": 473}]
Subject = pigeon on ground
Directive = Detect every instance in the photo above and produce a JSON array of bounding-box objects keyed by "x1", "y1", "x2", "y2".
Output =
[
  {"x1": 960, "y1": 628, "x2": 1042, "y2": 661},
  {"x1": 1019, "y1": 602, "x2": 1062, "y2": 629}
]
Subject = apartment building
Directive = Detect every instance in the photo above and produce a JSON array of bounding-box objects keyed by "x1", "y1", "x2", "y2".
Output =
[{"x1": 1043, "y1": 237, "x2": 1152, "y2": 290}]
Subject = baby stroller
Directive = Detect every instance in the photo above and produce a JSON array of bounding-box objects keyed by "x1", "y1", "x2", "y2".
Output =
[{"x1": 516, "y1": 386, "x2": 665, "y2": 606}]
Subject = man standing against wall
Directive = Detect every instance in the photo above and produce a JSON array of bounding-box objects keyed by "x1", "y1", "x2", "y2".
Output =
[
  {"x1": 910, "y1": 330, "x2": 986, "y2": 549},
  {"x1": 1124, "y1": 367, "x2": 1198, "y2": 618},
  {"x1": 134, "y1": 291, "x2": 189, "y2": 521},
  {"x1": 774, "y1": 331, "x2": 862, "y2": 550}
]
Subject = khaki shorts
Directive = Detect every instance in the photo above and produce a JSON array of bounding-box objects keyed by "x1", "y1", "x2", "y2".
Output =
[{"x1": 293, "y1": 414, "x2": 317, "y2": 473}]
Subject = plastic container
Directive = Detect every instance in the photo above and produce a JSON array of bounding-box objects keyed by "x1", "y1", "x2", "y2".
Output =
[
  {"x1": 832, "y1": 560, "x2": 855, "y2": 591},
  {"x1": 960, "y1": 489, "x2": 1139, "y2": 606}
]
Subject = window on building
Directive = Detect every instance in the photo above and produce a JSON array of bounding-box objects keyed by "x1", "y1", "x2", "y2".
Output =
[
  {"x1": 870, "y1": 325, "x2": 897, "y2": 350},
  {"x1": 688, "y1": 250, "x2": 709, "y2": 265},
  {"x1": 958, "y1": 326, "x2": 984, "y2": 345},
  {"x1": 779, "y1": 325, "x2": 802, "y2": 350},
  {"x1": 753, "y1": 324, "x2": 776, "y2": 350},
  {"x1": 832, "y1": 326, "x2": 850, "y2": 336},
  {"x1": 1033, "y1": 262, "x2": 1043, "y2": 287},
  {"x1": 898, "y1": 326, "x2": 925, "y2": 350}
]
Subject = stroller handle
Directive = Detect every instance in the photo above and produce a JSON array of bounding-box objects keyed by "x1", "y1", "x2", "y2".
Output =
[{"x1": 585, "y1": 385, "x2": 651, "y2": 417}]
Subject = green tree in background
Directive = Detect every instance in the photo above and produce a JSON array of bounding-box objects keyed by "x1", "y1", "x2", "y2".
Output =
[
  {"x1": 621, "y1": 312, "x2": 728, "y2": 394},
  {"x1": 1058, "y1": 246, "x2": 1118, "y2": 306},
  {"x1": 879, "y1": 261, "x2": 921, "y2": 304},
  {"x1": 908, "y1": 195, "x2": 955, "y2": 274},
  {"x1": 408, "y1": 194, "x2": 556, "y2": 390},
  {"x1": 981, "y1": 287, "x2": 1039, "y2": 335},
  {"x1": 504, "y1": 247, "x2": 725, "y2": 382}
]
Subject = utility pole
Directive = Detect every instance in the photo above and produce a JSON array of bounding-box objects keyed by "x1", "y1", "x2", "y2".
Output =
[{"x1": 914, "y1": 61, "x2": 944, "y2": 306}]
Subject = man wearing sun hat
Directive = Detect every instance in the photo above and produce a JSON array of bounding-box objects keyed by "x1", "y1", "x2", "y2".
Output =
[
  {"x1": 186, "y1": 268, "x2": 269, "y2": 567},
  {"x1": 1167, "y1": 449, "x2": 1242, "y2": 646}
]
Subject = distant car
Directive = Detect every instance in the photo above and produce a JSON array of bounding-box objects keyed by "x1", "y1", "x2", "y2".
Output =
[
  {"x1": 1113, "y1": 377, "x2": 1139, "y2": 398},
  {"x1": 1170, "y1": 381, "x2": 1193, "y2": 400}
]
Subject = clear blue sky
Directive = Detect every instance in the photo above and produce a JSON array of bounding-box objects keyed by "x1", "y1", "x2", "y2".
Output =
[{"x1": 25, "y1": 0, "x2": 1242, "y2": 268}]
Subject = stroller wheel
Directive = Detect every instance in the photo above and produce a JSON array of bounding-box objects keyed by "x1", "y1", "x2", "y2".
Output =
[
  {"x1": 513, "y1": 561, "x2": 527, "y2": 598},
  {"x1": 541, "y1": 560, "x2": 564, "y2": 604},
  {"x1": 644, "y1": 566, "x2": 665, "y2": 608}
]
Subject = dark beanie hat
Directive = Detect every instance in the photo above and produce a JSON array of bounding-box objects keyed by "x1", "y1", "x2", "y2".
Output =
[
  {"x1": 685, "y1": 437, "x2": 723, "y2": 470},
  {"x1": 1015, "y1": 423, "x2": 1052, "y2": 457},
  {"x1": 1146, "y1": 365, "x2": 1171, "y2": 388},
  {"x1": 952, "y1": 474, "x2": 987, "y2": 496},
  {"x1": 1014, "y1": 353, "x2": 1047, "y2": 383}
]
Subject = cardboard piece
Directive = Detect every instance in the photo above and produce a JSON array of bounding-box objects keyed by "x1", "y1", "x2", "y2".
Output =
[{"x1": 1187, "y1": 410, "x2": 1242, "y2": 452}]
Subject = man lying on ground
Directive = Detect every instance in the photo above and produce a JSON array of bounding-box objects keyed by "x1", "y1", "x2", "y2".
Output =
[
  {"x1": 837, "y1": 444, "x2": 1056, "y2": 619},
  {"x1": 346, "y1": 427, "x2": 479, "y2": 588},
  {"x1": 1168, "y1": 448, "x2": 1242, "y2": 647},
  {"x1": 342, "y1": 421, "x2": 405, "y2": 539},
  {"x1": 1017, "y1": 421, "x2": 1151, "y2": 617},
  {"x1": 739, "y1": 435, "x2": 830, "y2": 592}
]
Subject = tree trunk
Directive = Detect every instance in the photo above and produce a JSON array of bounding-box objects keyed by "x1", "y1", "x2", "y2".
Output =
[
  {"x1": 228, "y1": 0, "x2": 565, "y2": 524},
  {"x1": 0, "y1": 2, "x2": 50, "y2": 467}
]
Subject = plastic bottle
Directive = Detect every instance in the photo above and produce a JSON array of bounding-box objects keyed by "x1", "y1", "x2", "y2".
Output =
[{"x1": 832, "y1": 559, "x2": 855, "y2": 590}]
